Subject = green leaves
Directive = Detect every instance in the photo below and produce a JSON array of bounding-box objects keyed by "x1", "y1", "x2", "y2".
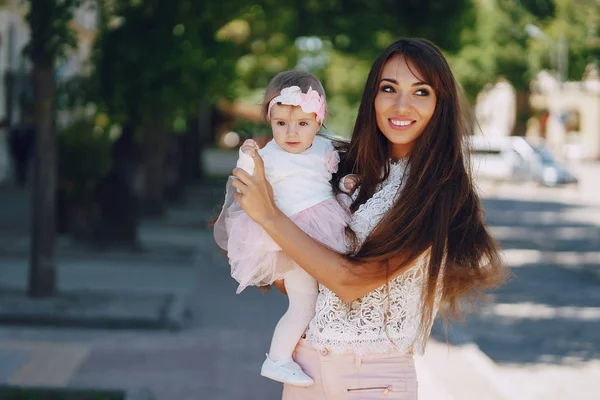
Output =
[
  {"x1": 452, "y1": 0, "x2": 600, "y2": 96},
  {"x1": 25, "y1": 0, "x2": 83, "y2": 64},
  {"x1": 92, "y1": 0, "x2": 246, "y2": 127}
]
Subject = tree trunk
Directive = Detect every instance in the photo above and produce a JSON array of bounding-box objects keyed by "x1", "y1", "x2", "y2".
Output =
[
  {"x1": 94, "y1": 123, "x2": 140, "y2": 248},
  {"x1": 181, "y1": 101, "x2": 213, "y2": 181},
  {"x1": 29, "y1": 62, "x2": 56, "y2": 297},
  {"x1": 140, "y1": 116, "x2": 168, "y2": 216}
]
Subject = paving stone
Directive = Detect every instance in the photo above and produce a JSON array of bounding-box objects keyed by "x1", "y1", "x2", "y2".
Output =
[{"x1": 0, "y1": 349, "x2": 29, "y2": 383}]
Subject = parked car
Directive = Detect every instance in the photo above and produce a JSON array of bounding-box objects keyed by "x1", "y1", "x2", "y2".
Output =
[{"x1": 468, "y1": 136, "x2": 578, "y2": 187}]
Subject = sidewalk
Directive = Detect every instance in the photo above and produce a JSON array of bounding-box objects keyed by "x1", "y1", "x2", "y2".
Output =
[{"x1": 0, "y1": 180, "x2": 518, "y2": 399}]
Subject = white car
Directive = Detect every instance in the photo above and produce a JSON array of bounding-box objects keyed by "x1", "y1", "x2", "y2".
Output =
[{"x1": 468, "y1": 136, "x2": 578, "y2": 187}]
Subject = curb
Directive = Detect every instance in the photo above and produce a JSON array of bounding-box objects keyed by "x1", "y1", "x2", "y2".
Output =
[
  {"x1": 163, "y1": 293, "x2": 192, "y2": 331},
  {"x1": 0, "y1": 289, "x2": 192, "y2": 331}
]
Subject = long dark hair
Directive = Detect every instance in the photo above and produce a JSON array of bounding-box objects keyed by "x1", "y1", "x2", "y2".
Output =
[{"x1": 336, "y1": 38, "x2": 509, "y2": 341}]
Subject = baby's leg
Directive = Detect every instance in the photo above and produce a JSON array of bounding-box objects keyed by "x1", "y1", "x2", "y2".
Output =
[{"x1": 268, "y1": 267, "x2": 318, "y2": 361}]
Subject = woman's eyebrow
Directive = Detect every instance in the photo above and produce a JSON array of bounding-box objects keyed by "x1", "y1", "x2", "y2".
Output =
[{"x1": 380, "y1": 77, "x2": 429, "y2": 86}]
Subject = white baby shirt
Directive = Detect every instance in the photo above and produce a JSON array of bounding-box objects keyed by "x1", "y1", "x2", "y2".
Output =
[{"x1": 237, "y1": 135, "x2": 339, "y2": 216}]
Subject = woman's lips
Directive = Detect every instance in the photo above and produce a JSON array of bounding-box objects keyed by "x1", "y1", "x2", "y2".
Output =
[{"x1": 388, "y1": 118, "x2": 416, "y2": 131}]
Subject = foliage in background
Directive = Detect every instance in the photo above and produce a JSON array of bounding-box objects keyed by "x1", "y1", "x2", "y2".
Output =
[
  {"x1": 224, "y1": 0, "x2": 475, "y2": 137},
  {"x1": 65, "y1": 0, "x2": 600, "y2": 143},
  {"x1": 57, "y1": 118, "x2": 114, "y2": 203},
  {"x1": 25, "y1": 0, "x2": 83, "y2": 65},
  {"x1": 92, "y1": 0, "x2": 246, "y2": 126},
  {"x1": 450, "y1": 0, "x2": 599, "y2": 98},
  {"x1": 529, "y1": 0, "x2": 600, "y2": 80},
  {"x1": 231, "y1": 118, "x2": 271, "y2": 139}
]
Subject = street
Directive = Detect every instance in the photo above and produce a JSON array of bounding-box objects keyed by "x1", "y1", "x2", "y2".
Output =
[{"x1": 0, "y1": 162, "x2": 598, "y2": 399}]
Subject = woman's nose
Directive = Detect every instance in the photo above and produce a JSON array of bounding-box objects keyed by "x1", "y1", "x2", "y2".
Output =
[{"x1": 394, "y1": 93, "x2": 411, "y2": 112}]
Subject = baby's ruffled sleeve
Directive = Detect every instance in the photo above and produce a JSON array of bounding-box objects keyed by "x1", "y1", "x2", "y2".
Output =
[{"x1": 324, "y1": 149, "x2": 340, "y2": 174}]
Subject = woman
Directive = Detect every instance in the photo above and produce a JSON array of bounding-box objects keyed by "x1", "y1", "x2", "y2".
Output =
[{"x1": 231, "y1": 38, "x2": 509, "y2": 399}]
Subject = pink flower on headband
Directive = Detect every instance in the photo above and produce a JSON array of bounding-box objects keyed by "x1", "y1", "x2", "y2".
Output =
[
  {"x1": 268, "y1": 85, "x2": 327, "y2": 122},
  {"x1": 301, "y1": 88, "x2": 325, "y2": 119}
]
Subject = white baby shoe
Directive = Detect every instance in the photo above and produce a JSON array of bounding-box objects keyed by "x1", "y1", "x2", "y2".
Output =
[{"x1": 260, "y1": 354, "x2": 314, "y2": 387}]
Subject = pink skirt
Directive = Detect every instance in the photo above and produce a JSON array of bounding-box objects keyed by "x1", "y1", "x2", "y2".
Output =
[{"x1": 215, "y1": 195, "x2": 349, "y2": 293}]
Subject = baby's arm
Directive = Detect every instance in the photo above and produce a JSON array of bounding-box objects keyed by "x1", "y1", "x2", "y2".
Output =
[
  {"x1": 339, "y1": 174, "x2": 359, "y2": 194},
  {"x1": 236, "y1": 139, "x2": 260, "y2": 175}
]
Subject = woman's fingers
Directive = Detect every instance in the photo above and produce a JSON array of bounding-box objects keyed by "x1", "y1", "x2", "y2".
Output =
[
  {"x1": 230, "y1": 177, "x2": 248, "y2": 194},
  {"x1": 231, "y1": 148, "x2": 279, "y2": 226},
  {"x1": 251, "y1": 149, "x2": 266, "y2": 181},
  {"x1": 232, "y1": 191, "x2": 242, "y2": 204},
  {"x1": 232, "y1": 167, "x2": 253, "y2": 185}
]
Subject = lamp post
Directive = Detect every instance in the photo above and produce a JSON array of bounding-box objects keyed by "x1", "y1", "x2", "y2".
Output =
[
  {"x1": 525, "y1": 24, "x2": 568, "y2": 82},
  {"x1": 525, "y1": 24, "x2": 571, "y2": 160}
]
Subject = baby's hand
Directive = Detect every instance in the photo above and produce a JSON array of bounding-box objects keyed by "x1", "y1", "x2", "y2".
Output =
[
  {"x1": 341, "y1": 174, "x2": 359, "y2": 194},
  {"x1": 237, "y1": 139, "x2": 259, "y2": 176},
  {"x1": 240, "y1": 139, "x2": 260, "y2": 155}
]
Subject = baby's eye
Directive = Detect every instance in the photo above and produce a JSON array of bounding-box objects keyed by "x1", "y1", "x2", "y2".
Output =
[
  {"x1": 299, "y1": 121, "x2": 308, "y2": 126},
  {"x1": 277, "y1": 121, "x2": 286, "y2": 126}
]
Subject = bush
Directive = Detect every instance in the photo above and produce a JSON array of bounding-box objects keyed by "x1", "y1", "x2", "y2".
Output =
[{"x1": 57, "y1": 118, "x2": 113, "y2": 203}]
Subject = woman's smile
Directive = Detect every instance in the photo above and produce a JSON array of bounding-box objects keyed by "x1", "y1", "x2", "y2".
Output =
[{"x1": 388, "y1": 117, "x2": 417, "y2": 130}]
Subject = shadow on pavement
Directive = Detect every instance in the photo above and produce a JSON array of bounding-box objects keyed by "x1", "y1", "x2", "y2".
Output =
[{"x1": 462, "y1": 197, "x2": 600, "y2": 366}]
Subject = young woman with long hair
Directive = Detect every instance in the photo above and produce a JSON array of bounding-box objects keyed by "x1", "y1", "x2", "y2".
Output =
[{"x1": 231, "y1": 37, "x2": 509, "y2": 399}]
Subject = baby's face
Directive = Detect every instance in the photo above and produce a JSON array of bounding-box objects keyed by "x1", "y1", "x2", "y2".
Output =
[{"x1": 269, "y1": 104, "x2": 321, "y2": 154}]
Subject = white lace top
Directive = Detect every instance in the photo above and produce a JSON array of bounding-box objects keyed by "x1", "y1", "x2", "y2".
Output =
[{"x1": 305, "y1": 159, "x2": 436, "y2": 356}]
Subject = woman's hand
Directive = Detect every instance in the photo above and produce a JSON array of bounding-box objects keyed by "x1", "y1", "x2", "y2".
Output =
[{"x1": 232, "y1": 149, "x2": 282, "y2": 226}]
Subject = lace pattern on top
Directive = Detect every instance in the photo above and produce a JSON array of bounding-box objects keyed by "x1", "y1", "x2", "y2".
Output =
[{"x1": 305, "y1": 159, "x2": 438, "y2": 355}]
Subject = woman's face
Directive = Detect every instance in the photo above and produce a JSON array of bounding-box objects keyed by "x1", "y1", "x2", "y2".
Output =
[{"x1": 374, "y1": 55, "x2": 437, "y2": 159}]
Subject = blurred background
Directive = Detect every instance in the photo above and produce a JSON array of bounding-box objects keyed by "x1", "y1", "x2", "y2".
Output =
[{"x1": 0, "y1": 0, "x2": 598, "y2": 399}]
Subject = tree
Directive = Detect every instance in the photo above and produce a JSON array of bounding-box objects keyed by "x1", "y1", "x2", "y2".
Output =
[
  {"x1": 25, "y1": 0, "x2": 82, "y2": 297},
  {"x1": 526, "y1": 0, "x2": 600, "y2": 81},
  {"x1": 449, "y1": 0, "x2": 599, "y2": 99},
  {"x1": 92, "y1": 0, "x2": 244, "y2": 216},
  {"x1": 229, "y1": 0, "x2": 473, "y2": 86},
  {"x1": 447, "y1": 0, "x2": 533, "y2": 99},
  {"x1": 225, "y1": 0, "x2": 475, "y2": 135}
]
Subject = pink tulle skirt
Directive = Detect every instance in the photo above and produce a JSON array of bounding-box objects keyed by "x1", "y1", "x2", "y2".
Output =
[{"x1": 215, "y1": 194, "x2": 349, "y2": 293}]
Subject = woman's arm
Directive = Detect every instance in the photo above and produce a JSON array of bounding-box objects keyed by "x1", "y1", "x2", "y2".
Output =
[{"x1": 231, "y1": 150, "x2": 391, "y2": 302}]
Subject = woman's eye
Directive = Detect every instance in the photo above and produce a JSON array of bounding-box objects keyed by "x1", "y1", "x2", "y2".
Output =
[
  {"x1": 415, "y1": 88, "x2": 430, "y2": 96},
  {"x1": 380, "y1": 85, "x2": 395, "y2": 93}
]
